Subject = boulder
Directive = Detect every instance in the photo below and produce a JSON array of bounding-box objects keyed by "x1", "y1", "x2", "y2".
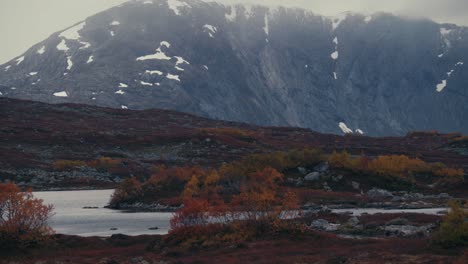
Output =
[
  {"x1": 314, "y1": 162, "x2": 330, "y2": 173},
  {"x1": 310, "y1": 219, "x2": 340, "y2": 231},
  {"x1": 367, "y1": 188, "x2": 393, "y2": 198},
  {"x1": 297, "y1": 167, "x2": 308, "y2": 175},
  {"x1": 304, "y1": 172, "x2": 320, "y2": 181}
]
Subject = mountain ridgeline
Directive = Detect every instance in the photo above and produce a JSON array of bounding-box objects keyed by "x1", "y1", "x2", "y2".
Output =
[{"x1": 0, "y1": 0, "x2": 467, "y2": 136}]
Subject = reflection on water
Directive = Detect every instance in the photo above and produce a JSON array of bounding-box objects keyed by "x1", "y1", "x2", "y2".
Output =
[{"x1": 34, "y1": 189, "x2": 173, "y2": 237}]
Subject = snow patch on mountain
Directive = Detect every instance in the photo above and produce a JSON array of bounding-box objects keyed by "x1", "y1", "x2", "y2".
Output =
[
  {"x1": 436, "y1": 61, "x2": 464, "y2": 92},
  {"x1": 167, "y1": 73, "x2": 180, "y2": 81},
  {"x1": 110, "y1": 21, "x2": 120, "y2": 26},
  {"x1": 37, "y1": 46, "x2": 46, "y2": 55},
  {"x1": 331, "y1": 51, "x2": 339, "y2": 60},
  {"x1": 66, "y1": 56, "x2": 73, "y2": 70},
  {"x1": 331, "y1": 13, "x2": 348, "y2": 31},
  {"x1": 59, "y1": 22, "x2": 91, "y2": 49},
  {"x1": 225, "y1": 6, "x2": 237, "y2": 22},
  {"x1": 87, "y1": 56, "x2": 94, "y2": 64},
  {"x1": 440, "y1": 27, "x2": 453, "y2": 49},
  {"x1": 60, "y1": 22, "x2": 85, "y2": 40},
  {"x1": 436, "y1": 80, "x2": 447, "y2": 92},
  {"x1": 140, "y1": 81, "x2": 153, "y2": 86},
  {"x1": 331, "y1": 36, "x2": 339, "y2": 61},
  {"x1": 29, "y1": 72, "x2": 38, "y2": 76},
  {"x1": 243, "y1": 5, "x2": 253, "y2": 19},
  {"x1": 137, "y1": 42, "x2": 172, "y2": 61},
  {"x1": 203, "y1": 24, "x2": 217, "y2": 38},
  {"x1": 53, "y1": 91, "x2": 68, "y2": 97},
  {"x1": 56, "y1": 39, "x2": 69, "y2": 51},
  {"x1": 339, "y1": 122, "x2": 353, "y2": 134},
  {"x1": 15, "y1": 56, "x2": 25, "y2": 65},
  {"x1": 115, "y1": 90, "x2": 125, "y2": 94},
  {"x1": 263, "y1": 13, "x2": 269, "y2": 36},
  {"x1": 4, "y1": 66, "x2": 11, "y2": 71},
  {"x1": 174, "y1": 56, "x2": 189, "y2": 65},
  {"x1": 145, "y1": 70, "x2": 163, "y2": 75},
  {"x1": 167, "y1": 0, "x2": 189, "y2": 16},
  {"x1": 333, "y1": 37, "x2": 338, "y2": 45},
  {"x1": 119, "y1": 83, "x2": 129, "y2": 88}
]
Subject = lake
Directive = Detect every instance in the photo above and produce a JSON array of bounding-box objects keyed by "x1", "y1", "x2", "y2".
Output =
[
  {"x1": 34, "y1": 189, "x2": 173, "y2": 237},
  {"x1": 34, "y1": 189, "x2": 447, "y2": 237}
]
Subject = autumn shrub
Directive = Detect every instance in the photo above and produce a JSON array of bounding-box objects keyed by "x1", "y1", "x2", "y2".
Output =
[
  {"x1": 87, "y1": 157, "x2": 122, "y2": 171},
  {"x1": 367, "y1": 155, "x2": 431, "y2": 179},
  {"x1": 109, "y1": 166, "x2": 206, "y2": 208},
  {"x1": 170, "y1": 199, "x2": 211, "y2": 229},
  {"x1": 52, "y1": 160, "x2": 87, "y2": 170},
  {"x1": 143, "y1": 166, "x2": 206, "y2": 200},
  {"x1": 0, "y1": 183, "x2": 54, "y2": 251},
  {"x1": 450, "y1": 136, "x2": 468, "y2": 144},
  {"x1": 328, "y1": 151, "x2": 464, "y2": 184},
  {"x1": 171, "y1": 167, "x2": 301, "y2": 240},
  {"x1": 108, "y1": 177, "x2": 142, "y2": 208},
  {"x1": 432, "y1": 201, "x2": 468, "y2": 248}
]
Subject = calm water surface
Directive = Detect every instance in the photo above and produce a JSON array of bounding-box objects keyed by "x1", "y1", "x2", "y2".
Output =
[
  {"x1": 34, "y1": 189, "x2": 172, "y2": 237},
  {"x1": 34, "y1": 189, "x2": 447, "y2": 237}
]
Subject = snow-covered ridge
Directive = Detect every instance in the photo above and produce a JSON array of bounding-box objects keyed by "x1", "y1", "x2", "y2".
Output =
[{"x1": 59, "y1": 22, "x2": 91, "y2": 50}]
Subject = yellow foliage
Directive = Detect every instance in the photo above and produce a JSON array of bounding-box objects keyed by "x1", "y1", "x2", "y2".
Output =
[
  {"x1": 52, "y1": 160, "x2": 86, "y2": 170},
  {"x1": 183, "y1": 175, "x2": 201, "y2": 198}
]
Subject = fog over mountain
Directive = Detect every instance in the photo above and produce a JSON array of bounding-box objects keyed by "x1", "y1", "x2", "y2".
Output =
[
  {"x1": 2, "y1": 0, "x2": 468, "y2": 64},
  {"x1": 0, "y1": 0, "x2": 467, "y2": 136}
]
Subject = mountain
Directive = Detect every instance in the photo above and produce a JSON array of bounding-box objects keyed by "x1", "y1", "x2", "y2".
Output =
[{"x1": 0, "y1": 0, "x2": 467, "y2": 136}]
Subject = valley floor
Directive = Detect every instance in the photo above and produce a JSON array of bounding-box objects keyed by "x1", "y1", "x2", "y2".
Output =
[{"x1": 1, "y1": 233, "x2": 467, "y2": 264}]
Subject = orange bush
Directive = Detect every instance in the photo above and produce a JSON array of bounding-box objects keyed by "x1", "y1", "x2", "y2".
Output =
[
  {"x1": 108, "y1": 177, "x2": 142, "y2": 208},
  {"x1": 328, "y1": 151, "x2": 464, "y2": 184},
  {"x1": 87, "y1": 157, "x2": 122, "y2": 170},
  {"x1": 170, "y1": 199, "x2": 211, "y2": 229},
  {"x1": 367, "y1": 155, "x2": 430, "y2": 178},
  {"x1": 433, "y1": 168, "x2": 464, "y2": 178},
  {"x1": 52, "y1": 160, "x2": 87, "y2": 170},
  {"x1": 172, "y1": 167, "x2": 300, "y2": 231},
  {"x1": 0, "y1": 183, "x2": 54, "y2": 250}
]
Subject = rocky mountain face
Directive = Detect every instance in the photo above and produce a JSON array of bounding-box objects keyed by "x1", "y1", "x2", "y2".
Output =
[{"x1": 0, "y1": 0, "x2": 467, "y2": 136}]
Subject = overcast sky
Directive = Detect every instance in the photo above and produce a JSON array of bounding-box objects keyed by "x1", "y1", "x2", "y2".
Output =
[{"x1": 1, "y1": 0, "x2": 467, "y2": 64}]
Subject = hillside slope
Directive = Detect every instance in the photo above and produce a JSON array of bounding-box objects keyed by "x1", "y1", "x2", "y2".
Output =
[{"x1": 0, "y1": 98, "x2": 466, "y2": 190}]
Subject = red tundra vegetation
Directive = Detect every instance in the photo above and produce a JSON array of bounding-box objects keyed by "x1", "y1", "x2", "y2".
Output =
[{"x1": 0, "y1": 183, "x2": 54, "y2": 251}]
